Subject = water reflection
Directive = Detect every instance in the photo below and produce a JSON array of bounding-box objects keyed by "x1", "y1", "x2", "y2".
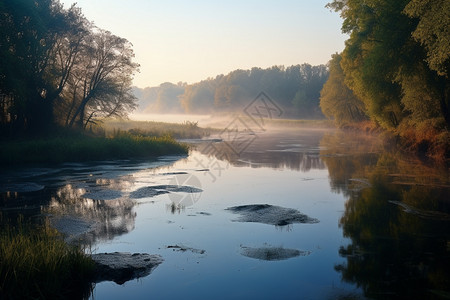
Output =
[
  {"x1": 198, "y1": 129, "x2": 327, "y2": 171},
  {"x1": 166, "y1": 202, "x2": 185, "y2": 214},
  {"x1": 0, "y1": 158, "x2": 200, "y2": 246},
  {"x1": 321, "y1": 131, "x2": 450, "y2": 299}
]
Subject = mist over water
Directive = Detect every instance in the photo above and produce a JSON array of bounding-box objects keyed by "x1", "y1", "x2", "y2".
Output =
[{"x1": 129, "y1": 112, "x2": 271, "y2": 129}]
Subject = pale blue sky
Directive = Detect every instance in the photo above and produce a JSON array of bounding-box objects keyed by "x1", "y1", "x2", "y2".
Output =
[{"x1": 60, "y1": 0, "x2": 347, "y2": 88}]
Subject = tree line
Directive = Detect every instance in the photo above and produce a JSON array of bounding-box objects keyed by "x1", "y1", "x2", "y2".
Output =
[
  {"x1": 0, "y1": 0, "x2": 139, "y2": 136},
  {"x1": 320, "y1": 0, "x2": 449, "y2": 157},
  {"x1": 134, "y1": 64, "x2": 329, "y2": 118}
]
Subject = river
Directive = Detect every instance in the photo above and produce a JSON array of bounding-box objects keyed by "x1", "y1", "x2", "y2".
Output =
[{"x1": 1, "y1": 128, "x2": 449, "y2": 299}]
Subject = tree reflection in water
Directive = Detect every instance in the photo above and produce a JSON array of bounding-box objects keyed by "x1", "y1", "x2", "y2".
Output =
[
  {"x1": 45, "y1": 183, "x2": 136, "y2": 246},
  {"x1": 321, "y1": 131, "x2": 450, "y2": 299},
  {"x1": 198, "y1": 128, "x2": 327, "y2": 171}
]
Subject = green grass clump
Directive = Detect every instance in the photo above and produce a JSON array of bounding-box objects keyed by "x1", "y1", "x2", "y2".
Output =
[
  {"x1": 0, "y1": 132, "x2": 189, "y2": 165},
  {"x1": 0, "y1": 217, "x2": 95, "y2": 299}
]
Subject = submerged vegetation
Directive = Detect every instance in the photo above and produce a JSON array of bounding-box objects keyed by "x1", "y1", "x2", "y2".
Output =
[{"x1": 0, "y1": 216, "x2": 95, "y2": 299}]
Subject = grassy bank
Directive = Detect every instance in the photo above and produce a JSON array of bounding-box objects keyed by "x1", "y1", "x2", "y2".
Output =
[
  {"x1": 0, "y1": 216, "x2": 95, "y2": 299},
  {"x1": 0, "y1": 132, "x2": 189, "y2": 166}
]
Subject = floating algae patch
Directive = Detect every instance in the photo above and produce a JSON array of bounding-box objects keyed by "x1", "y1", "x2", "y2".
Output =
[
  {"x1": 83, "y1": 189, "x2": 123, "y2": 200},
  {"x1": 226, "y1": 204, "x2": 319, "y2": 226},
  {"x1": 240, "y1": 246, "x2": 310, "y2": 261},
  {"x1": 130, "y1": 185, "x2": 203, "y2": 199},
  {"x1": 129, "y1": 187, "x2": 169, "y2": 198}
]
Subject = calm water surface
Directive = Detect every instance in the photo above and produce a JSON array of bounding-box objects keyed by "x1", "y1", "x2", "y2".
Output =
[{"x1": 1, "y1": 129, "x2": 449, "y2": 299}]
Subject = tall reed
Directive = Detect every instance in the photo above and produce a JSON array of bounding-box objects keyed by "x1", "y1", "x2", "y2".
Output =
[{"x1": 0, "y1": 216, "x2": 95, "y2": 299}]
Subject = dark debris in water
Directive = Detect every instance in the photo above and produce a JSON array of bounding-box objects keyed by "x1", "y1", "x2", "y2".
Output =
[
  {"x1": 196, "y1": 211, "x2": 211, "y2": 216},
  {"x1": 166, "y1": 245, "x2": 206, "y2": 254},
  {"x1": 389, "y1": 201, "x2": 450, "y2": 221},
  {"x1": 240, "y1": 246, "x2": 310, "y2": 261},
  {"x1": 161, "y1": 172, "x2": 189, "y2": 175},
  {"x1": 226, "y1": 204, "x2": 319, "y2": 226}
]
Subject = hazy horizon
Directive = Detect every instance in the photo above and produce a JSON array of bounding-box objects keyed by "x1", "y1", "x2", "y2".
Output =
[{"x1": 59, "y1": 0, "x2": 347, "y2": 88}]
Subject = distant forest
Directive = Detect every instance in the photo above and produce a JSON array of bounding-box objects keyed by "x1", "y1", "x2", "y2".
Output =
[{"x1": 133, "y1": 64, "x2": 328, "y2": 119}]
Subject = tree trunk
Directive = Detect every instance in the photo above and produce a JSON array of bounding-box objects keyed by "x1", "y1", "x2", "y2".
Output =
[{"x1": 68, "y1": 95, "x2": 90, "y2": 128}]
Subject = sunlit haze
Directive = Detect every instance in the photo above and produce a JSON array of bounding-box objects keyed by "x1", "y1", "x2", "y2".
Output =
[{"x1": 59, "y1": 0, "x2": 347, "y2": 88}]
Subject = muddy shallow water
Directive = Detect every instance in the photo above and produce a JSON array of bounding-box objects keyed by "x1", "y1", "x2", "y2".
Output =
[{"x1": 1, "y1": 129, "x2": 449, "y2": 299}]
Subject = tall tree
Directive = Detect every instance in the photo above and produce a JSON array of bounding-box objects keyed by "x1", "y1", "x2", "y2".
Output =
[
  {"x1": 403, "y1": 0, "x2": 450, "y2": 127},
  {"x1": 0, "y1": 0, "x2": 68, "y2": 132},
  {"x1": 66, "y1": 29, "x2": 139, "y2": 129},
  {"x1": 327, "y1": 0, "x2": 415, "y2": 129}
]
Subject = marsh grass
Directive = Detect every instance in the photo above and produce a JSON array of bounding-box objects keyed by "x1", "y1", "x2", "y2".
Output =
[
  {"x1": 0, "y1": 216, "x2": 95, "y2": 299},
  {"x1": 102, "y1": 119, "x2": 216, "y2": 139},
  {"x1": 254, "y1": 118, "x2": 334, "y2": 128},
  {"x1": 0, "y1": 132, "x2": 189, "y2": 166}
]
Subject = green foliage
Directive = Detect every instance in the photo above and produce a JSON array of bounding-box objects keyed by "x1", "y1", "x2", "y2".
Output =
[
  {"x1": 404, "y1": 0, "x2": 450, "y2": 77},
  {"x1": 0, "y1": 216, "x2": 95, "y2": 299},
  {"x1": 396, "y1": 63, "x2": 443, "y2": 122},
  {"x1": 337, "y1": 0, "x2": 413, "y2": 129},
  {"x1": 320, "y1": 53, "x2": 367, "y2": 126},
  {"x1": 324, "y1": 0, "x2": 450, "y2": 159}
]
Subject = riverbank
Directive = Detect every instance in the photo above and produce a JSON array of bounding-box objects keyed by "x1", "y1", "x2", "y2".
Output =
[
  {"x1": 0, "y1": 132, "x2": 189, "y2": 166},
  {"x1": 338, "y1": 121, "x2": 450, "y2": 164}
]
